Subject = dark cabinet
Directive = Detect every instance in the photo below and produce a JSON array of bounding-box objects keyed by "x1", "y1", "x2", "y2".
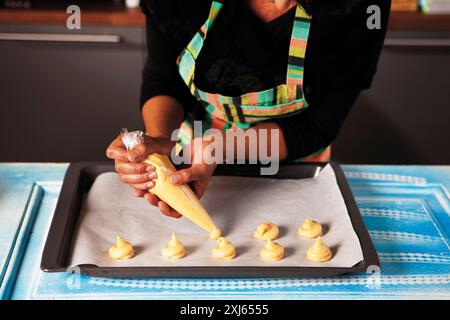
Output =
[
  {"x1": 334, "y1": 30, "x2": 450, "y2": 165},
  {"x1": 0, "y1": 24, "x2": 146, "y2": 161},
  {"x1": 1, "y1": 25, "x2": 449, "y2": 164}
]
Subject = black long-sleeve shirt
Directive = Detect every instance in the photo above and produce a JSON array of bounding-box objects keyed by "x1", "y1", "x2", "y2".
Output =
[{"x1": 140, "y1": 0, "x2": 389, "y2": 160}]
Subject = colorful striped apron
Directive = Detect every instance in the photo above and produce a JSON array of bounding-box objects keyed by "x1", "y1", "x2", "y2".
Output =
[{"x1": 176, "y1": 0, "x2": 331, "y2": 162}]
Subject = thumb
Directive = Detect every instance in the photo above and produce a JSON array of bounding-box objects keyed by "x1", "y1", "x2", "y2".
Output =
[
  {"x1": 127, "y1": 138, "x2": 174, "y2": 162},
  {"x1": 170, "y1": 166, "x2": 201, "y2": 185},
  {"x1": 126, "y1": 143, "x2": 149, "y2": 162}
]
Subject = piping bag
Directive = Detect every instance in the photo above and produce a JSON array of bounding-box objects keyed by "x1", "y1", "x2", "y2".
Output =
[{"x1": 121, "y1": 129, "x2": 222, "y2": 240}]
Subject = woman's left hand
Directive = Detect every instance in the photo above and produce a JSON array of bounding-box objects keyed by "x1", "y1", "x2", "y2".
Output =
[
  {"x1": 169, "y1": 162, "x2": 217, "y2": 199},
  {"x1": 135, "y1": 136, "x2": 218, "y2": 217}
]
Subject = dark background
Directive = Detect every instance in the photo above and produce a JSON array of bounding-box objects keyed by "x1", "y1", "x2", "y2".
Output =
[{"x1": 0, "y1": 23, "x2": 449, "y2": 164}]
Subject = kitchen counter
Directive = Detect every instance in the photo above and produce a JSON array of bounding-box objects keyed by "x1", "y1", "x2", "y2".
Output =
[
  {"x1": 0, "y1": 163, "x2": 449, "y2": 299},
  {"x1": 0, "y1": 7, "x2": 145, "y2": 26}
]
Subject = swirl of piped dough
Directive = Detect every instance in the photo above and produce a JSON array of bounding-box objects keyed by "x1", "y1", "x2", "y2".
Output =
[
  {"x1": 254, "y1": 222, "x2": 279, "y2": 241},
  {"x1": 260, "y1": 239, "x2": 284, "y2": 261},
  {"x1": 298, "y1": 219, "x2": 323, "y2": 238},
  {"x1": 109, "y1": 236, "x2": 135, "y2": 260},
  {"x1": 209, "y1": 227, "x2": 222, "y2": 240},
  {"x1": 307, "y1": 237, "x2": 332, "y2": 262},
  {"x1": 161, "y1": 233, "x2": 186, "y2": 259},
  {"x1": 212, "y1": 237, "x2": 236, "y2": 260}
]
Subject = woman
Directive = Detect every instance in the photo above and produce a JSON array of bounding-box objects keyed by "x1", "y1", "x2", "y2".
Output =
[{"x1": 107, "y1": 0, "x2": 390, "y2": 217}]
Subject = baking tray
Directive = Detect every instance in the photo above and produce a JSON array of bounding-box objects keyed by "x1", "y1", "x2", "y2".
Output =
[{"x1": 41, "y1": 162, "x2": 379, "y2": 278}]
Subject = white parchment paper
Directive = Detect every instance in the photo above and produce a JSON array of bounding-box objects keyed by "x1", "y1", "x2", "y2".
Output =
[{"x1": 69, "y1": 164, "x2": 364, "y2": 268}]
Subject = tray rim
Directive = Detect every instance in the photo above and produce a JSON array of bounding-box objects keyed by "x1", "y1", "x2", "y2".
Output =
[{"x1": 41, "y1": 161, "x2": 380, "y2": 278}]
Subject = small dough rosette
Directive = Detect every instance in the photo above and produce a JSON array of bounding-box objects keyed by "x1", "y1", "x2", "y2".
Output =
[
  {"x1": 212, "y1": 237, "x2": 236, "y2": 260},
  {"x1": 307, "y1": 237, "x2": 333, "y2": 262},
  {"x1": 161, "y1": 233, "x2": 186, "y2": 259},
  {"x1": 298, "y1": 219, "x2": 323, "y2": 238},
  {"x1": 109, "y1": 236, "x2": 135, "y2": 260},
  {"x1": 254, "y1": 222, "x2": 279, "y2": 241},
  {"x1": 260, "y1": 239, "x2": 284, "y2": 261}
]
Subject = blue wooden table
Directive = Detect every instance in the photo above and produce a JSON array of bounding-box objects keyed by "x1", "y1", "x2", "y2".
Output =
[{"x1": 0, "y1": 163, "x2": 449, "y2": 300}]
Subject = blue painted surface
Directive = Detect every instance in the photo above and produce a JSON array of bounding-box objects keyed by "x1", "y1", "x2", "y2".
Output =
[
  {"x1": 0, "y1": 164, "x2": 68, "y2": 299},
  {"x1": 0, "y1": 163, "x2": 449, "y2": 299}
]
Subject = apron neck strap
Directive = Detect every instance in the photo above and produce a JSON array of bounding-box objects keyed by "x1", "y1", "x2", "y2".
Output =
[
  {"x1": 186, "y1": 0, "x2": 224, "y2": 60},
  {"x1": 205, "y1": 0, "x2": 224, "y2": 34},
  {"x1": 185, "y1": 0, "x2": 311, "y2": 86},
  {"x1": 286, "y1": 5, "x2": 311, "y2": 86}
]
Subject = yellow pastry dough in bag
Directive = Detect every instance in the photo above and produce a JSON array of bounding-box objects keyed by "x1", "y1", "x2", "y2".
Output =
[{"x1": 144, "y1": 153, "x2": 221, "y2": 239}]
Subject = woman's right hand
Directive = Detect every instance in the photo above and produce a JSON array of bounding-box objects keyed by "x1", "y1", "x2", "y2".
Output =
[{"x1": 106, "y1": 134, "x2": 181, "y2": 218}]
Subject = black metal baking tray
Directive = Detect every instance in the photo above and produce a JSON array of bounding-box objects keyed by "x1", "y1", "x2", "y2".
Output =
[{"x1": 41, "y1": 162, "x2": 379, "y2": 278}]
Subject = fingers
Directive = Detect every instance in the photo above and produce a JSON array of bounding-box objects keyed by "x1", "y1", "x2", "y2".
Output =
[
  {"x1": 107, "y1": 134, "x2": 152, "y2": 163},
  {"x1": 192, "y1": 181, "x2": 208, "y2": 199},
  {"x1": 115, "y1": 160, "x2": 156, "y2": 188},
  {"x1": 109, "y1": 134, "x2": 175, "y2": 165},
  {"x1": 131, "y1": 181, "x2": 155, "y2": 191},
  {"x1": 144, "y1": 192, "x2": 159, "y2": 206},
  {"x1": 141, "y1": 189, "x2": 182, "y2": 219},
  {"x1": 126, "y1": 143, "x2": 151, "y2": 163},
  {"x1": 133, "y1": 189, "x2": 146, "y2": 197},
  {"x1": 143, "y1": 192, "x2": 182, "y2": 219},
  {"x1": 127, "y1": 136, "x2": 175, "y2": 162},
  {"x1": 106, "y1": 135, "x2": 128, "y2": 161},
  {"x1": 120, "y1": 171, "x2": 157, "y2": 184},
  {"x1": 144, "y1": 192, "x2": 182, "y2": 218},
  {"x1": 169, "y1": 166, "x2": 202, "y2": 185},
  {"x1": 115, "y1": 160, "x2": 154, "y2": 175},
  {"x1": 158, "y1": 201, "x2": 182, "y2": 218}
]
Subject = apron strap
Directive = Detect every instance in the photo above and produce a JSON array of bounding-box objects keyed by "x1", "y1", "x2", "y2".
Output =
[
  {"x1": 186, "y1": 0, "x2": 224, "y2": 61},
  {"x1": 286, "y1": 5, "x2": 311, "y2": 86}
]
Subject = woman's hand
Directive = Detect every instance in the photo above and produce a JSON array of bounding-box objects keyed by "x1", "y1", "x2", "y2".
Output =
[
  {"x1": 138, "y1": 161, "x2": 216, "y2": 218},
  {"x1": 148, "y1": 135, "x2": 219, "y2": 218},
  {"x1": 106, "y1": 133, "x2": 217, "y2": 219},
  {"x1": 170, "y1": 162, "x2": 217, "y2": 199},
  {"x1": 152, "y1": 136, "x2": 218, "y2": 218},
  {"x1": 106, "y1": 134, "x2": 181, "y2": 216}
]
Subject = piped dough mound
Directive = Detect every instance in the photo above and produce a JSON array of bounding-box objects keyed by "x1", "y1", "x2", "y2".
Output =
[
  {"x1": 254, "y1": 222, "x2": 279, "y2": 241},
  {"x1": 260, "y1": 239, "x2": 284, "y2": 261},
  {"x1": 212, "y1": 237, "x2": 236, "y2": 260},
  {"x1": 298, "y1": 219, "x2": 323, "y2": 238},
  {"x1": 109, "y1": 236, "x2": 135, "y2": 260},
  {"x1": 307, "y1": 237, "x2": 332, "y2": 262},
  {"x1": 161, "y1": 233, "x2": 186, "y2": 259}
]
